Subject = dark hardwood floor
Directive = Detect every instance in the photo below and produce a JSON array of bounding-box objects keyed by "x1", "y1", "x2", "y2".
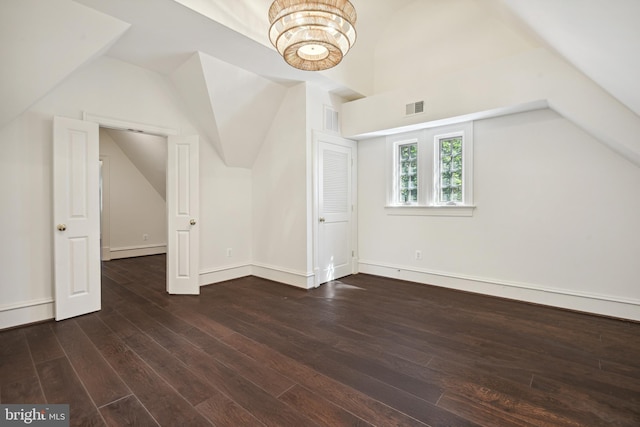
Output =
[{"x1": 1, "y1": 254, "x2": 639, "y2": 426}]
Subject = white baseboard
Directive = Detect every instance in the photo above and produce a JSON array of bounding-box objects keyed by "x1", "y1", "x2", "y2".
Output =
[
  {"x1": 108, "y1": 244, "x2": 167, "y2": 260},
  {"x1": 199, "y1": 264, "x2": 252, "y2": 286},
  {"x1": 251, "y1": 263, "x2": 315, "y2": 289},
  {"x1": 358, "y1": 260, "x2": 640, "y2": 322},
  {"x1": 0, "y1": 298, "x2": 55, "y2": 330},
  {"x1": 15, "y1": 261, "x2": 632, "y2": 329}
]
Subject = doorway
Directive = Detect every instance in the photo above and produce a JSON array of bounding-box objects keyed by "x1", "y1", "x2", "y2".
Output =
[
  {"x1": 53, "y1": 115, "x2": 200, "y2": 320},
  {"x1": 99, "y1": 128, "x2": 168, "y2": 263}
]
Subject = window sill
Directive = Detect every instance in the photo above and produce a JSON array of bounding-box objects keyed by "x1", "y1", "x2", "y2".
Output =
[{"x1": 385, "y1": 205, "x2": 476, "y2": 217}]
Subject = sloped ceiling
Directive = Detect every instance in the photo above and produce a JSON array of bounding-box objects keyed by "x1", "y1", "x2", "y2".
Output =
[
  {"x1": 0, "y1": 0, "x2": 129, "y2": 128},
  {"x1": 172, "y1": 0, "x2": 415, "y2": 97},
  {"x1": 499, "y1": 0, "x2": 640, "y2": 117},
  {"x1": 2, "y1": 0, "x2": 638, "y2": 167},
  {"x1": 73, "y1": 0, "x2": 360, "y2": 97},
  {"x1": 373, "y1": 0, "x2": 539, "y2": 93},
  {"x1": 171, "y1": 51, "x2": 287, "y2": 168},
  {"x1": 106, "y1": 129, "x2": 167, "y2": 199},
  {"x1": 170, "y1": 52, "x2": 224, "y2": 161}
]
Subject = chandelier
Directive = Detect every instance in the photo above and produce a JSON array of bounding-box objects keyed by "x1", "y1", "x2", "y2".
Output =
[{"x1": 268, "y1": 0, "x2": 357, "y2": 71}]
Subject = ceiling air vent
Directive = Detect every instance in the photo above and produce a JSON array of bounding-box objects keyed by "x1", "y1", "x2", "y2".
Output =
[{"x1": 405, "y1": 101, "x2": 425, "y2": 116}]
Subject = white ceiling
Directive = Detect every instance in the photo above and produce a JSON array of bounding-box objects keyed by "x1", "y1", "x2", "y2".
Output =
[
  {"x1": 1, "y1": 0, "x2": 638, "y2": 169},
  {"x1": 73, "y1": 0, "x2": 386, "y2": 99},
  {"x1": 68, "y1": 0, "x2": 640, "y2": 116}
]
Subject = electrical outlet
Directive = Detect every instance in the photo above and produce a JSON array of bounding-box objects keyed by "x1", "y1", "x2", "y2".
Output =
[
  {"x1": 415, "y1": 250, "x2": 422, "y2": 260},
  {"x1": 226, "y1": 248, "x2": 232, "y2": 257},
  {"x1": 143, "y1": 234, "x2": 149, "y2": 241}
]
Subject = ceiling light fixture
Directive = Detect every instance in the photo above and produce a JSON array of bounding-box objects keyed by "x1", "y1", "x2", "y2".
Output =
[{"x1": 268, "y1": 0, "x2": 357, "y2": 71}]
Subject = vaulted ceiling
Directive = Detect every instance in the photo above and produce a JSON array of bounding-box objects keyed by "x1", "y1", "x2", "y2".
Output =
[{"x1": 1, "y1": 0, "x2": 639, "y2": 167}]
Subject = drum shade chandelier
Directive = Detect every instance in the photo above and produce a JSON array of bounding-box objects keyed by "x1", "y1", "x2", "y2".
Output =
[{"x1": 268, "y1": 0, "x2": 357, "y2": 71}]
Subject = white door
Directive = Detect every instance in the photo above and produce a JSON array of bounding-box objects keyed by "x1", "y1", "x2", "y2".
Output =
[
  {"x1": 316, "y1": 134, "x2": 356, "y2": 285},
  {"x1": 53, "y1": 116, "x2": 101, "y2": 320},
  {"x1": 167, "y1": 135, "x2": 200, "y2": 294}
]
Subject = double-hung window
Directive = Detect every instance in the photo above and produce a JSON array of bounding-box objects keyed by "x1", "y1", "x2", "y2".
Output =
[
  {"x1": 387, "y1": 122, "x2": 474, "y2": 216},
  {"x1": 397, "y1": 141, "x2": 418, "y2": 204}
]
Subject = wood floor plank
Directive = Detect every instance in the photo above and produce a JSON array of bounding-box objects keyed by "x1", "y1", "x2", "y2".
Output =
[
  {"x1": 114, "y1": 297, "x2": 297, "y2": 399},
  {"x1": 160, "y1": 340, "x2": 321, "y2": 427},
  {"x1": 1, "y1": 376, "x2": 45, "y2": 404},
  {"x1": 531, "y1": 374, "x2": 640, "y2": 426},
  {"x1": 181, "y1": 327, "x2": 297, "y2": 397},
  {"x1": 0, "y1": 329, "x2": 38, "y2": 385},
  {"x1": 75, "y1": 315, "x2": 212, "y2": 427},
  {"x1": 24, "y1": 322, "x2": 65, "y2": 364},
  {"x1": 36, "y1": 357, "x2": 105, "y2": 427},
  {"x1": 100, "y1": 395, "x2": 159, "y2": 427},
  {"x1": 222, "y1": 332, "x2": 430, "y2": 427},
  {"x1": 98, "y1": 311, "x2": 219, "y2": 406},
  {"x1": 279, "y1": 384, "x2": 374, "y2": 427},
  {"x1": 172, "y1": 307, "x2": 239, "y2": 340},
  {"x1": 437, "y1": 384, "x2": 583, "y2": 427},
  {"x1": 437, "y1": 392, "x2": 542, "y2": 427},
  {"x1": 101, "y1": 307, "x2": 320, "y2": 427},
  {"x1": 51, "y1": 320, "x2": 130, "y2": 407},
  {"x1": 195, "y1": 391, "x2": 264, "y2": 427}
]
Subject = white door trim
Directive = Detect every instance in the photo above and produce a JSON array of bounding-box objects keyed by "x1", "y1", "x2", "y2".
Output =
[
  {"x1": 312, "y1": 131, "x2": 358, "y2": 287},
  {"x1": 99, "y1": 156, "x2": 111, "y2": 261},
  {"x1": 83, "y1": 113, "x2": 179, "y2": 136}
]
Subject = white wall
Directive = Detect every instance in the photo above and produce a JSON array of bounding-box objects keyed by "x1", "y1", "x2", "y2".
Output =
[
  {"x1": 0, "y1": 110, "x2": 55, "y2": 327},
  {"x1": 99, "y1": 129, "x2": 167, "y2": 259},
  {"x1": 251, "y1": 83, "x2": 311, "y2": 287},
  {"x1": 358, "y1": 109, "x2": 640, "y2": 320},
  {"x1": 198, "y1": 138, "x2": 253, "y2": 284},
  {"x1": 0, "y1": 56, "x2": 253, "y2": 328},
  {"x1": 250, "y1": 82, "x2": 348, "y2": 288}
]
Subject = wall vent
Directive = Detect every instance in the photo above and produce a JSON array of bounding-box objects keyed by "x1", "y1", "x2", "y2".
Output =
[
  {"x1": 405, "y1": 101, "x2": 425, "y2": 116},
  {"x1": 324, "y1": 106, "x2": 340, "y2": 133}
]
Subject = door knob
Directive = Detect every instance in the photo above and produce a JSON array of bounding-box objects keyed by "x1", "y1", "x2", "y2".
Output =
[
  {"x1": 57, "y1": 224, "x2": 67, "y2": 231},
  {"x1": 190, "y1": 219, "x2": 197, "y2": 225},
  {"x1": 319, "y1": 217, "x2": 325, "y2": 223}
]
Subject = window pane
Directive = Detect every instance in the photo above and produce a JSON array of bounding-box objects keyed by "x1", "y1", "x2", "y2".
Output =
[
  {"x1": 438, "y1": 136, "x2": 463, "y2": 204},
  {"x1": 398, "y1": 142, "x2": 418, "y2": 204}
]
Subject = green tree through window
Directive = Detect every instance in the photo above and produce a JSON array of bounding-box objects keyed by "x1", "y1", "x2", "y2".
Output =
[
  {"x1": 398, "y1": 143, "x2": 417, "y2": 203},
  {"x1": 439, "y1": 137, "x2": 463, "y2": 203}
]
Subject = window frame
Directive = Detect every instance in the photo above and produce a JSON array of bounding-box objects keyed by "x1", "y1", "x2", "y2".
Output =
[
  {"x1": 388, "y1": 131, "x2": 423, "y2": 207},
  {"x1": 386, "y1": 122, "x2": 474, "y2": 216},
  {"x1": 394, "y1": 139, "x2": 419, "y2": 205}
]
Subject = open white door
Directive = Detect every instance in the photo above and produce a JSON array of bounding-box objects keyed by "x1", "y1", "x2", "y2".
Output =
[
  {"x1": 167, "y1": 135, "x2": 199, "y2": 294},
  {"x1": 316, "y1": 134, "x2": 357, "y2": 285},
  {"x1": 53, "y1": 116, "x2": 101, "y2": 321}
]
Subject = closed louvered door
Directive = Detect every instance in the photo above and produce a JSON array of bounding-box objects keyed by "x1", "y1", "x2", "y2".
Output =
[{"x1": 318, "y1": 137, "x2": 355, "y2": 284}]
